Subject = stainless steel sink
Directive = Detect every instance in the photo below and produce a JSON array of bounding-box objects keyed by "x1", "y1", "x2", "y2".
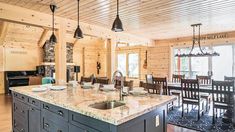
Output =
[{"x1": 89, "y1": 100, "x2": 125, "y2": 110}]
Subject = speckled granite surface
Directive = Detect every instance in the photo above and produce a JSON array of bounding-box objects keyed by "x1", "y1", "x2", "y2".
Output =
[{"x1": 10, "y1": 85, "x2": 176, "y2": 125}]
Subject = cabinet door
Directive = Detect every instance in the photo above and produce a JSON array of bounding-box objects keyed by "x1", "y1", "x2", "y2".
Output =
[{"x1": 29, "y1": 107, "x2": 40, "y2": 132}]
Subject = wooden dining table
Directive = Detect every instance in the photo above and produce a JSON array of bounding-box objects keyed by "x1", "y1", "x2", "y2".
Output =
[
  {"x1": 167, "y1": 82, "x2": 213, "y2": 93},
  {"x1": 167, "y1": 82, "x2": 235, "y2": 125}
]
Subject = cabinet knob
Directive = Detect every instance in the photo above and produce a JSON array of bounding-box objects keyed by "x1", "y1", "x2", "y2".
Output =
[
  {"x1": 44, "y1": 123, "x2": 49, "y2": 128},
  {"x1": 57, "y1": 110, "x2": 64, "y2": 116},
  {"x1": 44, "y1": 105, "x2": 49, "y2": 110}
]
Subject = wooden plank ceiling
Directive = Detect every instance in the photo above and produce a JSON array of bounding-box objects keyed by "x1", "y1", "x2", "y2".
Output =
[{"x1": 1, "y1": 0, "x2": 235, "y2": 39}]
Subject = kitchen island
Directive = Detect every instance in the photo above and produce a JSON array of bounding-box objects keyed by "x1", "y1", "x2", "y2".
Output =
[{"x1": 11, "y1": 85, "x2": 176, "y2": 132}]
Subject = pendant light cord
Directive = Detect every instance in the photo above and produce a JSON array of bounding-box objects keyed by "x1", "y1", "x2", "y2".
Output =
[
  {"x1": 52, "y1": 10, "x2": 54, "y2": 34},
  {"x1": 117, "y1": 0, "x2": 119, "y2": 16},
  {"x1": 78, "y1": 0, "x2": 80, "y2": 25}
]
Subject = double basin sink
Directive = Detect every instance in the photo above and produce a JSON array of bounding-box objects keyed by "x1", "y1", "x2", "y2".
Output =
[{"x1": 89, "y1": 100, "x2": 125, "y2": 110}]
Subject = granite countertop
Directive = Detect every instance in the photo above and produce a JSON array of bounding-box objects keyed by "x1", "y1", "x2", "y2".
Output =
[{"x1": 10, "y1": 85, "x2": 176, "y2": 125}]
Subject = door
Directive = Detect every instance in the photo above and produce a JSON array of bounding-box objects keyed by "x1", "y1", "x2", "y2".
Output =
[{"x1": 28, "y1": 106, "x2": 40, "y2": 132}]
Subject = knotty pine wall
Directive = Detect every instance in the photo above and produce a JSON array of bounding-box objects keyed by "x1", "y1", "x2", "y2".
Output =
[
  {"x1": 148, "y1": 31, "x2": 235, "y2": 80},
  {"x1": 73, "y1": 36, "x2": 107, "y2": 80}
]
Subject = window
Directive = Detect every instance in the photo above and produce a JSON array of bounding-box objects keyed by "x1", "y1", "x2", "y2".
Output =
[
  {"x1": 117, "y1": 54, "x2": 126, "y2": 76},
  {"x1": 174, "y1": 48, "x2": 190, "y2": 77},
  {"x1": 173, "y1": 44, "x2": 234, "y2": 80},
  {"x1": 128, "y1": 53, "x2": 139, "y2": 78},
  {"x1": 212, "y1": 45, "x2": 233, "y2": 80},
  {"x1": 117, "y1": 53, "x2": 140, "y2": 78}
]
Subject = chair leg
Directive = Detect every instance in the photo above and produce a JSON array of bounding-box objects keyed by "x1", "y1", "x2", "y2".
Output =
[
  {"x1": 178, "y1": 95, "x2": 180, "y2": 107},
  {"x1": 182, "y1": 104, "x2": 184, "y2": 117},
  {"x1": 213, "y1": 108, "x2": 215, "y2": 124},
  {"x1": 187, "y1": 104, "x2": 189, "y2": 113},
  {"x1": 205, "y1": 99, "x2": 208, "y2": 112},
  {"x1": 198, "y1": 105, "x2": 200, "y2": 121}
]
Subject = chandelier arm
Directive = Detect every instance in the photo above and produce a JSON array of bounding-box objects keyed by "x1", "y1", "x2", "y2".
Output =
[
  {"x1": 198, "y1": 24, "x2": 204, "y2": 54},
  {"x1": 189, "y1": 25, "x2": 195, "y2": 55}
]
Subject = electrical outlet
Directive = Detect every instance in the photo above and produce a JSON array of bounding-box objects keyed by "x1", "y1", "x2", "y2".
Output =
[{"x1": 155, "y1": 115, "x2": 160, "y2": 127}]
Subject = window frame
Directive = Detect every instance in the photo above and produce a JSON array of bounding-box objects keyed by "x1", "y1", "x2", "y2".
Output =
[
  {"x1": 171, "y1": 43, "x2": 235, "y2": 79},
  {"x1": 116, "y1": 50, "x2": 140, "y2": 79}
]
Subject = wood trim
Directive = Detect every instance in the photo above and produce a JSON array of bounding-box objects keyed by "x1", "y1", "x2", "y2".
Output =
[
  {"x1": 38, "y1": 29, "x2": 50, "y2": 47},
  {"x1": 0, "y1": 22, "x2": 9, "y2": 45}
]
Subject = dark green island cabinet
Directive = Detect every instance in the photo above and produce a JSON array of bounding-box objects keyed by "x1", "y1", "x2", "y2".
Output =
[{"x1": 12, "y1": 91, "x2": 171, "y2": 132}]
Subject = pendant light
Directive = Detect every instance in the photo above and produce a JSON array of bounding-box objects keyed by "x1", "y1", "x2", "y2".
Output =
[
  {"x1": 74, "y1": 0, "x2": 83, "y2": 39},
  {"x1": 49, "y1": 4, "x2": 57, "y2": 44},
  {"x1": 175, "y1": 23, "x2": 220, "y2": 57},
  {"x1": 111, "y1": 0, "x2": 124, "y2": 32}
]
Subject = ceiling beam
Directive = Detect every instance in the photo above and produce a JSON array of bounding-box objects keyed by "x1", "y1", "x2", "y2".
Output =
[
  {"x1": 0, "y1": 2, "x2": 113, "y2": 39},
  {"x1": 0, "y1": 21, "x2": 9, "y2": 45},
  {"x1": 38, "y1": 29, "x2": 50, "y2": 47}
]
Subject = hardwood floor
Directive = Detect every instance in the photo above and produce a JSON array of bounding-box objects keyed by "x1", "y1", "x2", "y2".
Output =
[
  {"x1": 0, "y1": 94, "x2": 196, "y2": 132},
  {"x1": 0, "y1": 94, "x2": 12, "y2": 132}
]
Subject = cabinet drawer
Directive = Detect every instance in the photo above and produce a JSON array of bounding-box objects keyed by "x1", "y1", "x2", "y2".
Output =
[
  {"x1": 41, "y1": 102, "x2": 68, "y2": 121},
  {"x1": 69, "y1": 111, "x2": 109, "y2": 132},
  {"x1": 69, "y1": 123, "x2": 100, "y2": 132},
  {"x1": 13, "y1": 92, "x2": 28, "y2": 103},
  {"x1": 28, "y1": 97, "x2": 40, "y2": 109},
  {"x1": 42, "y1": 117, "x2": 68, "y2": 132},
  {"x1": 13, "y1": 115, "x2": 28, "y2": 132},
  {"x1": 13, "y1": 99, "x2": 28, "y2": 119}
]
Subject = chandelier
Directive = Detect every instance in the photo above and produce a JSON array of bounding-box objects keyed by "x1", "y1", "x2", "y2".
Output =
[{"x1": 175, "y1": 23, "x2": 220, "y2": 57}]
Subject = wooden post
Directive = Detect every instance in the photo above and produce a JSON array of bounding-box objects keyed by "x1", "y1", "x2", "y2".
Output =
[{"x1": 55, "y1": 19, "x2": 67, "y2": 85}]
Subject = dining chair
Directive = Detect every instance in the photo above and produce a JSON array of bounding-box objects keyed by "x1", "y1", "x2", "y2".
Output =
[
  {"x1": 153, "y1": 77, "x2": 174, "y2": 110},
  {"x1": 171, "y1": 74, "x2": 185, "y2": 106},
  {"x1": 80, "y1": 76, "x2": 92, "y2": 83},
  {"x1": 115, "y1": 80, "x2": 134, "y2": 90},
  {"x1": 146, "y1": 74, "x2": 154, "y2": 84},
  {"x1": 181, "y1": 79, "x2": 205, "y2": 121},
  {"x1": 152, "y1": 77, "x2": 168, "y2": 95},
  {"x1": 95, "y1": 77, "x2": 109, "y2": 85},
  {"x1": 196, "y1": 75, "x2": 212, "y2": 112},
  {"x1": 146, "y1": 83, "x2": 162, "y2": 94},
  {"x1": 212, "y1": 80, "x2": 234, "y2": 124},
  {"x1": 139, "y1": 81, "x2": 147, "y2": 89},
  {"x1": 172, "y1": 74, "x2": 185, "y2": 83}
]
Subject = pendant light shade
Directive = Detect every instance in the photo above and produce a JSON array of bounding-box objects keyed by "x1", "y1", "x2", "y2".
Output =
[
  {"x1": 111, "y1": 0, "x2": 124, "y2": 32},
  {"x1": 74, "y1": 0, "x2": 83, "y2": 39},
  {"x1": 49, "y1": 33, "x2": 57, "y2": 44},
  {"x1": 50, "y1": 4, "x2": 57, "y2": 44},
  {"x1": 112, "y1": 15, "x2": 124, "y2": 32}
]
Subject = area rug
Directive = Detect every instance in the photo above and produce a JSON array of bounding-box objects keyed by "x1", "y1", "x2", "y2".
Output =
[{"x1": 167, "y1": 108, "x2": 235, "y2": 132}]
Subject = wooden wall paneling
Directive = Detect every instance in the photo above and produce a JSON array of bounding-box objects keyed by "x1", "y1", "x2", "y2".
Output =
[
  {"x1": 55, "y1": 19, "x2": 67, "y2": 85},
  {"x1": 0, "y1": 21, "x2": 9, "y2": 45}
]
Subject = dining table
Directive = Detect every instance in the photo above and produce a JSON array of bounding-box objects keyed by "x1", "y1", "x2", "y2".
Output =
[{"x1": 167, "y1": 82, "x2": 235, "y2": 125}]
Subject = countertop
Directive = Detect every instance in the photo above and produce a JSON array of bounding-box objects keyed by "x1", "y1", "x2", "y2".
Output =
[{"x1": 10, "y1": 85, "x2": 176, "y2": 125}]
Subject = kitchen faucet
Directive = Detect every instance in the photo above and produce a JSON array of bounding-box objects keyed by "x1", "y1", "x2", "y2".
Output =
[{"x1": 112, "y1": 70, "x2": 126, "y2": 101}]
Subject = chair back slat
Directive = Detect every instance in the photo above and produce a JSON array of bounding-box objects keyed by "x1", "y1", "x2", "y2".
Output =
[
  {"x1": 146, "y1": 83, "x2": 162, "y2": 94},
  {"x1": 172, "y1": 74, "x2": 185, "y2": 83},
  {"x1": 96, "y1": 78, "x2": 109, "y2": 84},
  {"x1": 181, "y1": 79, "x2": 200, "y2": 101},
  {"x1": 196, "y1": 75, "x2": 211, "y2": 85},
  {"x1": 212, "y1": 80, "x2": 234, "y2": 105},
  {"x1": 153, "y1": 77, "x2": 168, "y2": 95}
]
